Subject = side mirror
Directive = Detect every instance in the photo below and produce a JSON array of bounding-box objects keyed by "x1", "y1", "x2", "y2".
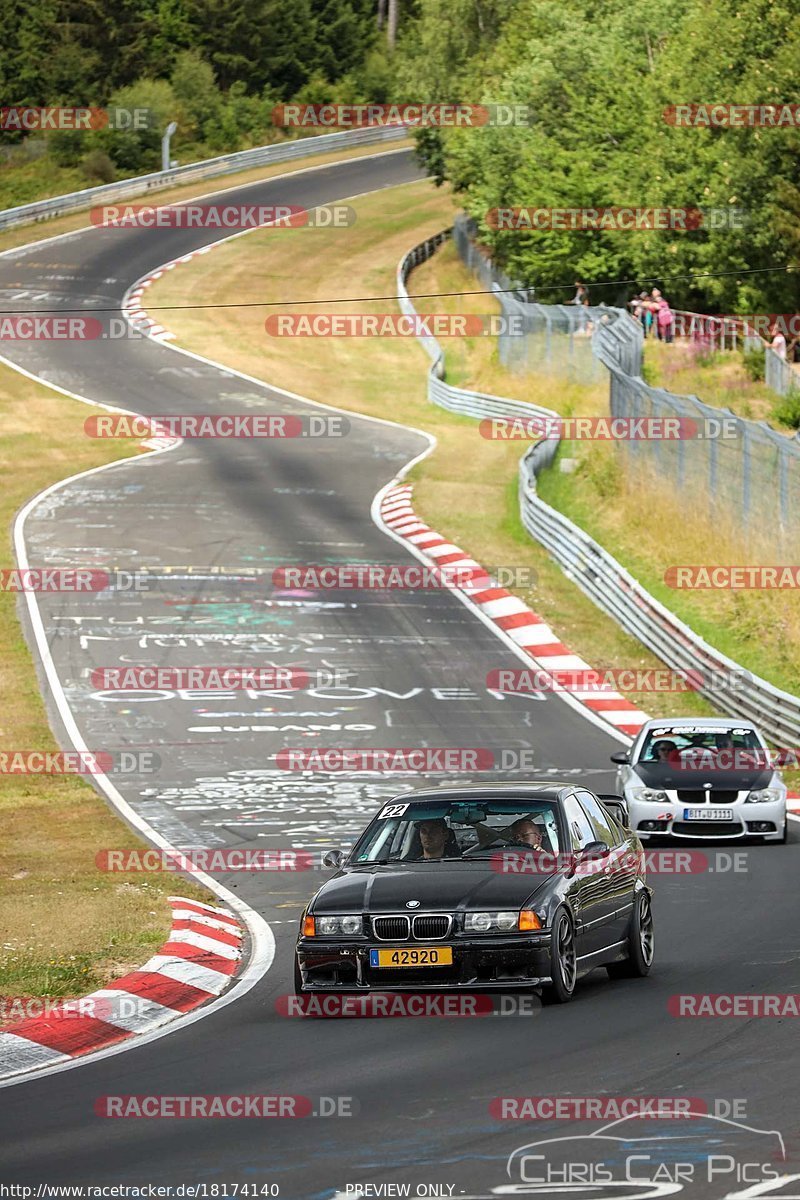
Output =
[
  {"x1": 580, "y1": 841, "x2": 611, "y2": 861},
  {"x1": 610, "y1": 751, "x2": 630, "y2": 765},
  {"x1": 322, "y1": 849, "x2": 345, "y2": 869}
]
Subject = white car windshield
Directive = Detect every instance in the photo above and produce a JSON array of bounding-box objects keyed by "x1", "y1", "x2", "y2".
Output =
[{"x1": 638, "y1": 726, "x2": 767, "y2": 769}]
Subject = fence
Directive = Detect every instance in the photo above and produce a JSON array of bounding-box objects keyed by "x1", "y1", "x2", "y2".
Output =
[
  {"x1": 452, "y1": 216, "x2": 612, "y2": 383},
  {"x1": 398, "y1": 226, "x2": 800, "y2": 746},
  {"x1": 519, "y1": 439, "x2": 800, "y2": 745},
  {"x1": 452, "y1": 215, "x2": 800, "y2": 539},
  {"x1": 0, "y1": 126, "x2": 408, "y2": 232},
  {"x1": 397, "y1": 231, "x2": 558, "y2": 426},
  {"x1": 765, "y1": 345, "x2": 800, "y2": 398}
]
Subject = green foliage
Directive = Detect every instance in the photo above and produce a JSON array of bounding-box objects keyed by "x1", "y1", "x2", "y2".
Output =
[
  {"x1": 393, "y1": 0, "x2": 800, "y2": 315},
  {"x1": 741, "y1": 345, "x2": 766, "y2": 381},
  {"x1": 770, "y1": 387, "x2": 800, "y2": 430},
  {"x1": 81, "y1": 149, "x2": 115, "y2": 183}
]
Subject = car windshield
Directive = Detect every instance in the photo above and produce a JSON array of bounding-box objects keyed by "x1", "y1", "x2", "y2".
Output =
[
  {"x1": 349, "y1": 800, "x2": 562, "y2": 863},
  {"x1": 637, "y1": 725, "x2": 766, "y2": 769}
]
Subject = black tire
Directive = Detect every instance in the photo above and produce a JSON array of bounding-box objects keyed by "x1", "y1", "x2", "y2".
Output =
[
  {"x1": 779, "y1": 821, "x2": 788, "y2": 844},
  {"x1": 607, "y1": 891, "x2": 654, "y2": 979},
  {"x1": 542, "y1": 908, "x2": 577, "y2": 1004}
]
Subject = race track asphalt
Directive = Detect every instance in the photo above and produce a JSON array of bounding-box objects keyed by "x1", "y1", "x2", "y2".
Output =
[{"x1": 0, "y1": 147, "x2": 798, "y2": 1200}]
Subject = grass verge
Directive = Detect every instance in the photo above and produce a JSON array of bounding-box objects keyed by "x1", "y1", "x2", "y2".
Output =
[{"x1": 0, "y1": 368, "x2": 210, "y2": 1011}]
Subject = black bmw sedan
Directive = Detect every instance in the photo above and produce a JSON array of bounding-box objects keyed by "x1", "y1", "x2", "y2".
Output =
[{"x1": 294, "y1": 783, "x2": 654, "y2": 1004}]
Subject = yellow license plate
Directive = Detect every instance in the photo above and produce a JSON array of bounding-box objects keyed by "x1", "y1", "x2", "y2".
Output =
[{"x1": 370, "y1": 947, "x2": 453, "y2": 968}]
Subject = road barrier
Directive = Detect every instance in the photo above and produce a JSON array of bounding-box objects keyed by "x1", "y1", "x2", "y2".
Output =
[
  {"x1": 0, "y1": 126, "x2": 408, "y2": 232},
  {"x1": 397, "y1": 228, "x2": 800, "y2": 746}
]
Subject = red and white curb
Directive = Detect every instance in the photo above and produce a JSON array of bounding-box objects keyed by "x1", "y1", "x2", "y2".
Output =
[
  {"x1": 124, "y1": 246, "x2": 214, "y2": 343},
  {"x1": 381, "y1": 484, "x2": 649, "y2": 738},
  {"x1": 0, "y1": 897, "x2": 243, "y2": 1080}
]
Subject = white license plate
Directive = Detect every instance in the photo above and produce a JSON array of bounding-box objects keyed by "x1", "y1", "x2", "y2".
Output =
[{"x1": 683, "y1": 807, "x2": 735, "y2": 821}]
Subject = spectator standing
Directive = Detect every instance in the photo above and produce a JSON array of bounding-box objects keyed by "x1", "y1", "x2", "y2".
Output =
[
  {"x1": 657, "y1": 297, "x2": 675, "y2": 344},
  {"x1": 768, "y1": 325, "x2": 787, "y2": 360}
]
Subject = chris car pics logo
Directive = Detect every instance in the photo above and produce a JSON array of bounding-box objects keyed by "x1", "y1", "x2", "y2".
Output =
[{"x1": 505, "y1": 1111, "x2": 790, "y2": 1197}]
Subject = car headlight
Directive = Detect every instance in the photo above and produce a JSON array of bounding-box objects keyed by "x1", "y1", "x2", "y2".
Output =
[
  {"x1": 629, "y1": 788, "x2": 670, "y2": 803},
  {"x1": 745, "y1": 789, "x2": 782, "y2": 804},
  {"x1": 312, "y1": 914, "x2": 363, "y2": 936},
  {"x1": 464, "y1": 911, "x2": 521, "y2": 933}
]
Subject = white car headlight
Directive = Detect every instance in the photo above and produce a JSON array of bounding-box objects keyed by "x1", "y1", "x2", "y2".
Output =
[
  {"x1": 464, "y1": 911, "x2": 519, "y2": 933},
  {"x1": 315, "y1": 914, "x2": 363, "y2": 936},
  {"x1": 745, "y1": 789, "x2": 783, "y2": 804},
  {"x1": 629, "y1": 788, "x2": 670, "y2": 803}
]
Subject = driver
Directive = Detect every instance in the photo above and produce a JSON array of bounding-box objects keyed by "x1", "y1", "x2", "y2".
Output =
[
  {"x1": 416, "y1": 818, "x2": 460, "y2": 860},
  {"x1": 650, "y1": 739, "x2": 678, "y2": 763},
  {"x1": 508, "y1": 817, "x2": 543, "y2": 849}
]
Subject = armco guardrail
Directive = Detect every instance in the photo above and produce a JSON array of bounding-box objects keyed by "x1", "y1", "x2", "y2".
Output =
[
  {"x1": 399, "y1": 225, "x2": 800, "y2": 746},
  {"x1": 397, "y1": 232, "x2": 558, "y2": 426},
  {"x1": 0, "y1": 126, "x2": 408, "y2": 232}
]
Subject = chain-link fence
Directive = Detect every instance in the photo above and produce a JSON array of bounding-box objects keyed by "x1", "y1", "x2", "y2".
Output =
[
  {"x1": 452, "y1": 216, "x2": 614, "y2": 383},
  {"x1": 453, "y1": 215, "x2": 800, "y2": 541},
  {"x1": 765, "y1": 345, "x2": 800, "y2": 398}
]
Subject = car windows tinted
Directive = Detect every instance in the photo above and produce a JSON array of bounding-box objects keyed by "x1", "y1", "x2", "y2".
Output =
[
  {"x1": 563, "y1": 796, "x2": 595, "y2": 850},
  {"x1": 576, "y1": 791, "x2": 620, "y2": 847}
]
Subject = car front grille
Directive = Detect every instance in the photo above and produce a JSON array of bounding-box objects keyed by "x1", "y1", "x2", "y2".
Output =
[
  {"x1": 372, "y1": 916, "x2": 411, "y2": 941},
  {"x1": 676, "y1": 790, "x2": 739, "y2": 804},
  {"x1": 371, "y1": 914, "x2": 452, "y2": 941},
  {"x1": 671, "y1": 821, "x2": 742, "y2": 836},
  {"x1": 412, "y1": 915, "x2": 451, "y2": 940}
]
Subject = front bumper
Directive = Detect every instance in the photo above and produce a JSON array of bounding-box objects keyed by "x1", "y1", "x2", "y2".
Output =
[
  {"x1": 627, "y1": 796, "x2": 786, "y2": 840},
  {"x1": 296, "y1": 934, "x2": 552, "y2": 991}
]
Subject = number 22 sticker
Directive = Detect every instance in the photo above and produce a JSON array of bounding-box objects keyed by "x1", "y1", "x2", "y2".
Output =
[{"x1": 377, "y1": 803, "x2": 409, "y2": 819}]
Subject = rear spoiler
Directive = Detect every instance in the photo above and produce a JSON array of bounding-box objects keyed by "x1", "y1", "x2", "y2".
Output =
[{"x1": 597, "y1": 793, "x2": 629, "y2": 828}]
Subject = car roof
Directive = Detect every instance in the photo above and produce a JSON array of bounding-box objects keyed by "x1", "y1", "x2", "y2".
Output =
[
  {"x1": 385, "y1": 783, "x2": 576, "y2": 803},
  {"x1": 639, "y1": 717, "x2": 758, "y2": 731}
]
